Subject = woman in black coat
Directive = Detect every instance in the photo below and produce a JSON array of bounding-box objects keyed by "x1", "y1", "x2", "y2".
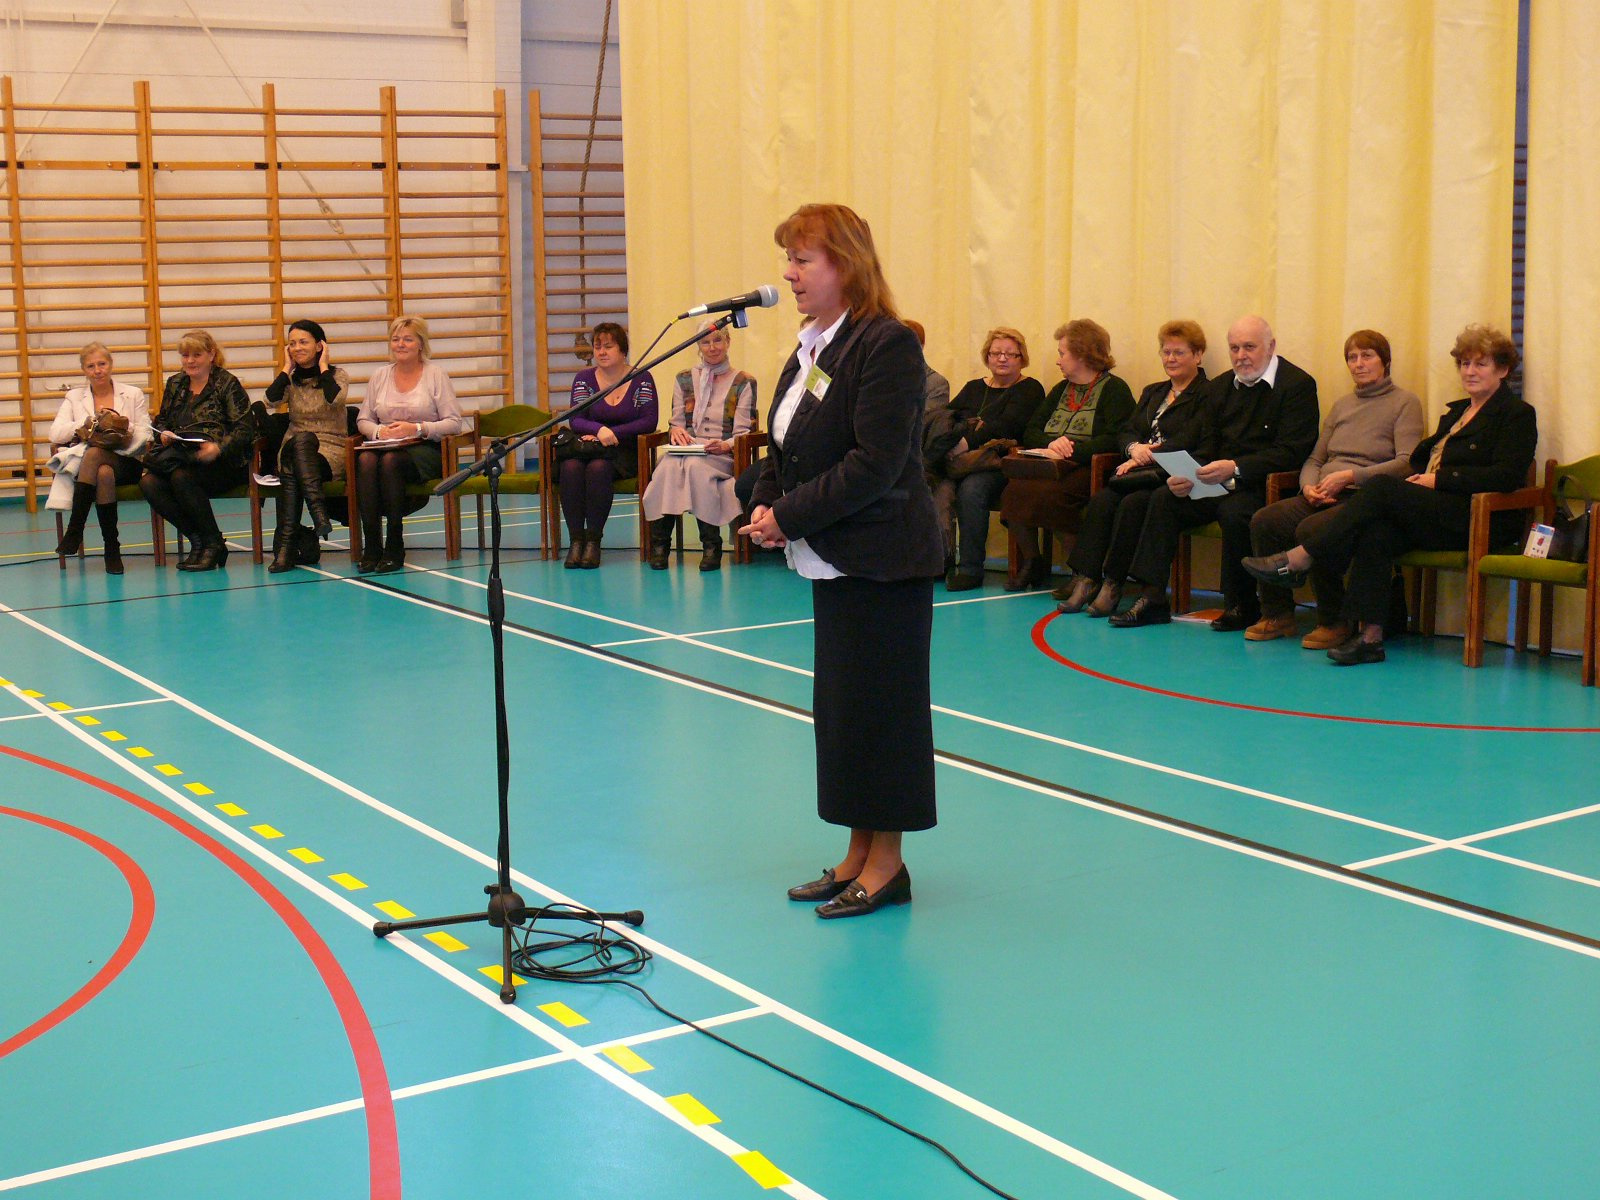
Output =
[
  {"x1": 1243, "y1": 324, "x2": 1537, "y2": 665},
  {"x1": 743, "y1": 202, "x2": 945, "y2": 920}
]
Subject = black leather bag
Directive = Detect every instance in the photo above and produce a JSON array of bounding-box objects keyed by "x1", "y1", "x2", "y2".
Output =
[
  {"x1": 142, "y1": 440, "x2": 197, "y2": 477},
  {"x1": 1549, "y1": 499, "x2": 1594, "y2": 563},
  {"x1": 1106, "y1": 465, "x2": 1166, "y2": 494},
  {"x1": 551, "y1": 427, "x2": 611, "y2": 464}
]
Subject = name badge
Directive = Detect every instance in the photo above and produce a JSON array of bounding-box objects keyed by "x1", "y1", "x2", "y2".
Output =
[{"x1": 804, "y1": 363, "x2": 832, "y2": 400}]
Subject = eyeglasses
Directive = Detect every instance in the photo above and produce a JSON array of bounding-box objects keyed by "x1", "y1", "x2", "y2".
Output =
[{"x1": 988, "y1": 350, "x2": 1020, "y2": 360}]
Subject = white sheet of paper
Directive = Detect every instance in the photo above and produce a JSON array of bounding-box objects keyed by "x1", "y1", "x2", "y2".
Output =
[{"x1": 1152, "y1": 449, "x2": 1229, "y2": 498}]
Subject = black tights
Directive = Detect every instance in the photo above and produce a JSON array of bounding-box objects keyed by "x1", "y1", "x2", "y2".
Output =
[
  {"x1": 356, "y1": 447, "x2": 419, "y2": 554},
  {"x1": 140, "y1": 460, "x2": 241, "y2": 547},
  {"x1": 559, "y1": 457, "x2": 618, "y2": 540}
]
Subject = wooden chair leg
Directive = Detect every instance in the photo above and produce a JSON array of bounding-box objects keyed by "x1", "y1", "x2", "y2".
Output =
[
  {"x1": 1464, "y1": 567, "x2": 1484, "y2": 668},
  {"x1": 1584, "y1": 582, "x2": 1597, "y2": 687},
  {"x1": 1531, "y1": 581, "x2": 1549, "y2": 656},
  {"x1": 1420, "y1": 569, "x2": 1438, "y2": 637},
  {"x1": 1173, "y1": 534, "x2": 1192, "y2": 613}
]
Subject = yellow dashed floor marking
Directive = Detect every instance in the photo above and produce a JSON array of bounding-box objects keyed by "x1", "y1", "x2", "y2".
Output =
[
  {"x1": 732, "y1": 1151, "x2": 791, "y2": 1189},
  {"x1": 424, "y1": 932, "x2": 469, "y2": 952},
  {"x1": 665, "y1": 1094, "x2": 720, "y2": 1126},
  {"x1": 374, "y1": 900, "x2": 412, "y2": 919},
  {"x1": 249, "y1": 824, "x2": 283, "y2": 839},
  {"x1": 128, "y1": 747, "x2": 152, "y2": 758},
  {"x1": 214, "y1": 802, "x2": 246, "y2": 816},
  {"x1": 289, "y1": 847, "x2": 323, "y2": 863},
  {"x1": 21, "y1": 689, "x2": 43, "y2": 698},
  {"x1": 479, "y1": 965, "x2": 527, "y2": 987},
  {"x1": 329, "y1": 873, "x2": 367, "y2": 891},
  {"x1": 47, "y1": 701, "x2": 72, "y2": 712},
  {"x1": 185, "y1": 783, "x2": 215, "y2": 796},
  {"x1": 75, "y1": 715, "x2": 100, "y2": 726},
  {"x1": 537, "y1": 1002, "x2": 588, "y2": 1028},
  {"x1": 154, "y1": 763, "x2": 181, "y2": 776},
  {"x1": 601, "y1": 1045, "x2": 653, "y2": 1074},
  {"x1": 101, "y1": 730, "x2": 126, "y2": 741}
]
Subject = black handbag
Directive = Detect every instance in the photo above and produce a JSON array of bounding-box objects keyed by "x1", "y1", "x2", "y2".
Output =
[
  {"x1": 1106, "y1": 465, "x2": 1166, "y2": 494},
  {"x1": 142, "y1": 440, "x2": 197, "y2": 477},
  {"x1": 1549, "y1": 493, "x2": 1594, "y2": 564},
  {"x1": 551, "y1": 427, "x2": 611, "y2": 464}
]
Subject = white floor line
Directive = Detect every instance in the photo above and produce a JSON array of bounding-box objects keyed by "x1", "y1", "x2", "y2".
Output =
[
  {"x1": 0, "y1": 1007, "x2": 771, "y2": 1193},
  {"x1": 0, "y1": 604, "x2": 1172, "y2": 1200},
  {"x1": 0, "y1": 673, "x2": 830, "y2": 1200},
  {"x1": 0, "y1": 696, "x2": 169, "y2": 724},
  {"x1": 1348, "y1": 796, "x2": 1600, "y2": 872}
]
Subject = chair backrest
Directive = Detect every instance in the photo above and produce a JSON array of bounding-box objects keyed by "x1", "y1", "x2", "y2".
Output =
[
  {"x1": 1554, "y1": 454, "x2": 1600, "y2": 508},
  {"x1": 477, "y1": 404, "x2": 553, "y2": 438}
]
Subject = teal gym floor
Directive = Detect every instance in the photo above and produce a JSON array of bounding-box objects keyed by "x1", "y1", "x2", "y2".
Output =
[{"x1": 3, "y1": 494, "x2": 1599, "y2": 1199}]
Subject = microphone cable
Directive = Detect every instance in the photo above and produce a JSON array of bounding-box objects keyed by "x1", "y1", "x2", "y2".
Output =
[{"x1": 508, "y1": 908, "x2": 1024, "y2": 1200}]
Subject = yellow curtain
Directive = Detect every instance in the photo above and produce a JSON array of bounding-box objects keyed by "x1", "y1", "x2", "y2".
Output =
[
  {"x1": 619, "y1": 0, "x2": 1516, "y2": 423},
  {"x1": 1525, "y1": 2, "x2": 1600, "y2": 463}
]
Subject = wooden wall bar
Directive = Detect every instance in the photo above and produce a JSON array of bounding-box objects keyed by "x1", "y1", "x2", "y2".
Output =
[{"x1": 0, "y1": 78, "x2": 515, "y2": 510}]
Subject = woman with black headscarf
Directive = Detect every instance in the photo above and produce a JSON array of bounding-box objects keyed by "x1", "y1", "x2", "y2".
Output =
[{"x1": 266, "y1": 319, "x2": 349, "y2": 572}]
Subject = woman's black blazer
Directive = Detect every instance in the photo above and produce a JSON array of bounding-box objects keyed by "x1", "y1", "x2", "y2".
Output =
[{"x1": 752, "y1": 313, "x2": 945, "y2": 581}]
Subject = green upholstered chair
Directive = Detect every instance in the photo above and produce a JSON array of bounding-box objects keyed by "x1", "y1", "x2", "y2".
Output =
[
  {"x1": 1466, "y1": 455, "x2": 1600, "y2": 685},
  {"x1": 345, "y1": 432, "x2": 471, "y2": 565},
  {"x1": 448, "y1": 404, "x2": 552, "y2": 558},
  {"x1": 1173, "y1": 470, "x2": 1298, "y2": 613},
  {"x1": 1395, "y1": 462, "x2": 1537, "y2": 635}
]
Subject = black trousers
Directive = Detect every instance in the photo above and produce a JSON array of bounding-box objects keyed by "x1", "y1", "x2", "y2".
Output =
[
  {"x1": 811, "y1": 575, "x2": 937, "y2": 832},
  {"x1": 139, "y1": 459, "x2": 245, "y2": 546},
  {"x1": 1113, "y1": 484, "x2": 1264, "y2": 609},
  {"x1": 1299, "y1": 474, "x2": 1472, "y2": 627}
]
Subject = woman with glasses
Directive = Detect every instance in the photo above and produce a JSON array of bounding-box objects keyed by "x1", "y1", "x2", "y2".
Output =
[
  {"x1": 943, "y1": 327, "x2": 1045, "y2": 591},
  {"x1": 1055, "y1": 320, "x2": 1211, "y2": 614}
]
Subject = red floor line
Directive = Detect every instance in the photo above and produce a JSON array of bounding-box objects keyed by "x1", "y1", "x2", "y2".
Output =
[
  {"x1": 1032, "y1": 612, "x2": 1600, "y2": 733},
  {"x1": 0, "y1": 805, "x2": 155, "y2": 1060},
  {"x1": 0, "y1": 744, "x2": 402, "y2": 1199}
]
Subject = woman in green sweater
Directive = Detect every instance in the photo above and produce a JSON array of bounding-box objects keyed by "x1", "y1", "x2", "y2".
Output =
[{"x1": 1001, "y1": 319, "x2": 1135, "y2": 589}]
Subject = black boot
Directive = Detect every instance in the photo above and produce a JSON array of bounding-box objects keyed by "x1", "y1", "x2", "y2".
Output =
[
  {"x1": 270, "y1": 472, "x2": 301, "y2": 573},
  {"x1": 696, "y1": 520, "x2": 723, "y2": 572},
  {"x1": 374, "y1": 523, "x2": 405, "y2": 573},
  {"x1": 96, "y1": 502, "x2": 123, "y2": 574},
  {"x1": 56, "y1": 481, "x2": 96, "y2": 556},
  {"x1": 292, "y1": 434, "x2": 333, "y2": 539},
  {"x1": 178, "y1": 541, "x2": 228, "y2": 571},
  {"x1": 648, "y1": 516, "x2": 674, "y2": 570}
]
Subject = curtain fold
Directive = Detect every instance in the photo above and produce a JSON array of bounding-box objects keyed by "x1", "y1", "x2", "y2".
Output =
[{"x1": 620, "y1": 1, "x2": 1516, "y2": 424}]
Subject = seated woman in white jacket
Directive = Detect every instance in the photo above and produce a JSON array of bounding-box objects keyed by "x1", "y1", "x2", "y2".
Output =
[{"x1": 50, "y1": 341, "x2": 151, "y2": 574}]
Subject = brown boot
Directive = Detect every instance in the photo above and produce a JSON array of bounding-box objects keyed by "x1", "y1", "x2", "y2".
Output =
[
  {"x1": 696, "y1": 520, "x2": 722, "y2": 572},
  {"x1": 580, "y1": 532, "x2": 602, "y2": 568},
  {"x1": 1301, "y1": 621, "x2": 1352, "y2": 650},
  {"x1": 648, "y1": 517, "x2": 673, "y2": 570},
  {"x1": 564, "y1": 532, "x2": 585, "y2": 569},
  {"x1": 1085, "y1": 580, "x2": 1123, "y2": 618}
]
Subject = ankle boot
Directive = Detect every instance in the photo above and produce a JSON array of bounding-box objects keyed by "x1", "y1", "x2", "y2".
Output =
[
  {"x1": 96, "y1": 502, "x2": 123, "y2": 574},
  {"x1": 648, "y1": 517, "x2": 674, "y2": 570},
  {"x1": 293, "y1": 435, "x2": 333, "y2": 538},
  {"x1": 179, "y1": 541, "x2": 228, "y2": 571},
  {"x1": 564, "y1": 531, "x2": 586, "y2": 569},
  {"x1": 696, "y1": 520, "x2": 723, "y2": 572},
  {"x1": 580, "y1": 530, "x2": 602, "y2": 568},
  {"x1": 270, "y1": 473, "x2": 302, "y2": 573},
  {"x1": 56, "y1": 481, "x2": 96, "y2": 555},
  {"x1": 375, "y1": 527, "x2": 405, "y2": 573}
]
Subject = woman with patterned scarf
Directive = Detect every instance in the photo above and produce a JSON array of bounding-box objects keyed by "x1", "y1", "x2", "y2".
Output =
[{"x1": 641, "y1": 320, "x2": 758, "y2": 570}]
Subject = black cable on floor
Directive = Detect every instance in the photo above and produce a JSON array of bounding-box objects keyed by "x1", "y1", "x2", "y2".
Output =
[{"x1": 509, "y1": 907, "x2": 1022, "y2": 1200}]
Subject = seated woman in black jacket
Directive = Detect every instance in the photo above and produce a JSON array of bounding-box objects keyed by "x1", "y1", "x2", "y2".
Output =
[
  {"x1": 1243, "y1": 324, "x2": 1537, "y2": 665},
  {"x1": 943, "y1": 327, "x2": 1045, "y2": 591},
  {"x1": 140, "y1": 329, "x2": 253, "y2": 571},
  {"x1": 1055, "y1": 320, "x2": 1209, "y2": 613}
]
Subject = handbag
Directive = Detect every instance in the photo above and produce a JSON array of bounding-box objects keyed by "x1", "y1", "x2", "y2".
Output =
[
  {"x1": 945, "y1": 438, "x2": 1014, "y2": 479},
  {"x1": 551, "y1": 427, "x2": 612, "y2": 464},
  {"x1": 1106, "y1": 465, "x2": 1166, "y2": 494},
  {"x1": 78, "y1": 408, "x2": 132, "y2": 450},
  {"x1": 142, "y1": 439, "x2": 198, "y2": 477},
  {"x1": 1548, "y1": 491, "x2": 1595, "y2": 564}
]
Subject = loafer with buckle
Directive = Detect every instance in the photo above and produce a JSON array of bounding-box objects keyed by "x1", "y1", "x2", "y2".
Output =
[
  {"x1": 1209, "y1": 605, "x2": 1258, "y2": 632},
  {"x1": 815, "y1": 864, "x2": 912, "y2": 919},
  {"x1": 1108, "y1": 595, "x2": 1171, "y2": 628},
  {"x1": 1328, "y1": 634, "x2": 1386, "y2": 665},
  {"x1": 1055, "y1": 575, "x2": 1099, "y2": 614},
  {"x1": 787, "y1": 867, "x2": 854, "y2": 902},
  {"x1": 1244, "y1": 612, "x2": 1298, "y2": 641},
  {"x1": 1241, "y1": 552, "x2": 1311, "y2": 589}
]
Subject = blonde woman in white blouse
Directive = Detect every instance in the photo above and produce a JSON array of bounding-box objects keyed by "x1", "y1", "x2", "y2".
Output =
[
  {"x1": 353, "y1": 316, "x2": 463, "y2": 573},
  {"x1": 49, "y1": 341, "x2": 150, "y2": 574}
]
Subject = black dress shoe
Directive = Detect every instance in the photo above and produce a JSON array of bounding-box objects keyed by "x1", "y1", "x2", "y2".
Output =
[
  {"x1": 356, "y1": 555, "x2": 380, "y2": 575},
  {"x1": 945, "y1": 571, "x2": 983, "y2": 593},
  {"x1": 1209, "y1": 606, "x2": 1257, "y2": 632},
  {"x1": 1328, "y1": 634, "x2": 1386, "y2": 665},
  {"x1": 1241, "y1": 552, "x2": 1311, "y2": 589},
  {"x1": 787, "y1": 867, "x2": 854, "y2": 902},
  {"x1": 815, "y1": 864, "x2": 911, "y2": 919},
  {"x1": 373, "y1": 556, "x2": 404, "y2": 574},
  {"x1": 1108, "y1": 595, "x2": 1171, "y2": 628}
]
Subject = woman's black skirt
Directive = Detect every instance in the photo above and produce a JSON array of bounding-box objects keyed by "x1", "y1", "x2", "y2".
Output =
[{"x1": 810, "y1": 574, "x2": 937, "y2": 831}]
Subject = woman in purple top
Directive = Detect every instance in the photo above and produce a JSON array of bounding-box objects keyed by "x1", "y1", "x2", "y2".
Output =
[{"x1": 560, "y1": 322, "x2": 659, "y2": 568}]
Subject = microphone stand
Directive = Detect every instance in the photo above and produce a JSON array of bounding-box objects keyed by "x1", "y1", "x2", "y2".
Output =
[{"x1": 372, "y1": 307, "x2": 748, "y2": 1004}]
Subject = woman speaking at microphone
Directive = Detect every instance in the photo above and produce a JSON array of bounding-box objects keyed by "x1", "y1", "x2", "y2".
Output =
[{"x1": 742, "y1": 203, "x2": 945, "y2": 920}]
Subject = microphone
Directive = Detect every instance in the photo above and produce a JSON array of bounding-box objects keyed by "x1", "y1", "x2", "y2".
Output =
[{"x1": 678, "y1": 285, "x2": 780, "y2": 319}]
